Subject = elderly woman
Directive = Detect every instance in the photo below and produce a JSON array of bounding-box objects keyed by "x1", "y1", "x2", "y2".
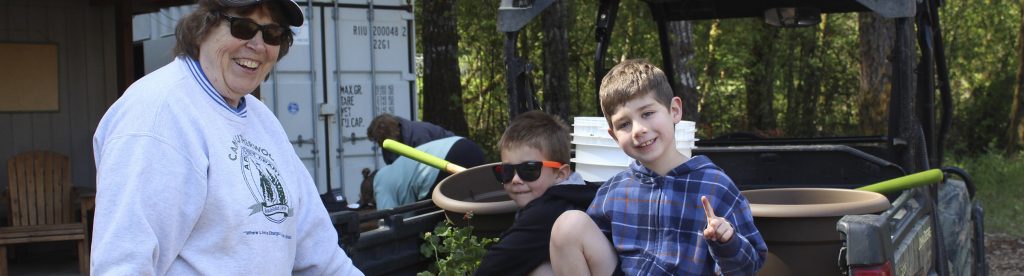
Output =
[{"x1": 91, "y1": 0, "x2": 362, "y2": 274}]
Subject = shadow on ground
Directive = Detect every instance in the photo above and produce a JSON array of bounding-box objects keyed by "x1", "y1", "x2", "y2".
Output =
[
  {"x1": 6, "y1": 242, "x2": 81, "y2": 276},
  {"x1": 5, "y1": 233, "x2": 1022, "y2": 275}
]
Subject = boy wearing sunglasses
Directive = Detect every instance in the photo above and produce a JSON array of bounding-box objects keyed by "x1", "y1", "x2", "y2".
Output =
[
  {"x1": 549, "y1": 60, "x2": 767, "y2": 275},
  {"x1": 474, "y1": 111, "x2": 600, "y2": 276}
]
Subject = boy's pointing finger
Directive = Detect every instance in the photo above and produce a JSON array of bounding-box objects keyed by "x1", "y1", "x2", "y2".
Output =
[{"x1": 701, "y1": 196, "x2": 716, "y2": 219}]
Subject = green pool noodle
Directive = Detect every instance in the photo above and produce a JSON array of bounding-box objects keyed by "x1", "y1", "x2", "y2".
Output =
[
  {"x1": 857, "y1": 169, "x2": 943, "y2": 194},
  {"x1": 382, "y1": 138, "x2": 450, "y2": 171}
]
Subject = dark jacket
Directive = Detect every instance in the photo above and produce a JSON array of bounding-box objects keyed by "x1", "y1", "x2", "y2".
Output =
[
  {"x1": 473, "y1": 183, "x2": 600, "y2": 276},
  {"x1": 382, "y1": 117, "x2": 454, "y2": 164}
]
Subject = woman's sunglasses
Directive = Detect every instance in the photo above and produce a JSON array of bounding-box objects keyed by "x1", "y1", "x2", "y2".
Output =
[
  {"x1": 492, "y1": 161, "x2": 563, "y2": 183},
  {"x1": 219, "y1": 13, "x2": 291, "y2": 46}
]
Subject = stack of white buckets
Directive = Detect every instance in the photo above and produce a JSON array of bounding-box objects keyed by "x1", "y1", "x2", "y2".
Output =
[{"x1": 571, "y1": 117, "x2": 698, "y2": 182}]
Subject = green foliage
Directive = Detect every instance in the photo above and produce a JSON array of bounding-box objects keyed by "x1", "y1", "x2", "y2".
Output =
[
  {"x1": 946, "y1": 151, "x2": 1024, "y2": 236},
  {"x1": 418, "y1": 216, "x2": 499, "y2": 276},
  {"x1": 949, "y1": 75, "x2": 1017, "y2": 155},
  {"x1": 942, "y1": 0, "x2": 1021, "y2": 155},
  {"x1": 454, "y1": 0, "x2": 507, "y2": 161},
  {"x1": 688, "y1": 15, "x2": 862, "y2": 137}
]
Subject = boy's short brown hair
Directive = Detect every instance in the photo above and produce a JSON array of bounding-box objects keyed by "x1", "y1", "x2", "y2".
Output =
[
  {"x1": 499, "y1": 111, "x2": 571, "y2": 164},
  {"x1": 599, "y1": 59, "x2": 675, "y2": 125}
]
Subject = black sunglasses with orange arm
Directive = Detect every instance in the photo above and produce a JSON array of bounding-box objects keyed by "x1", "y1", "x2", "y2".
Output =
[{"x1": 492, "y1": 161, "x2": 563, "y2": 183}]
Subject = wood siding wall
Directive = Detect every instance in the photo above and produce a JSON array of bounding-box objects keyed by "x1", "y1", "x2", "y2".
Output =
[{"x1": 0, "y1": 0, "x2": 118, "y2": 189}]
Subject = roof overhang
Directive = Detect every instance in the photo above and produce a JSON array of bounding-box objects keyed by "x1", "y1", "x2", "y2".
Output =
[{"x1": 90, "y1": 0, "x2": 195, "y2": 15}]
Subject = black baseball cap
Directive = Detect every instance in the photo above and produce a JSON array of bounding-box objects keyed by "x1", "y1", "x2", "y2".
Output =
[{"x1": 220, "y1": 0, "x2": 304, "y2": 27}]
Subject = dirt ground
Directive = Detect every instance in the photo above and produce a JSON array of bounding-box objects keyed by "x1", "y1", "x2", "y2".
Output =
[{"x1": 985, "y1": 233, "x2": 1024, "y2": 275}]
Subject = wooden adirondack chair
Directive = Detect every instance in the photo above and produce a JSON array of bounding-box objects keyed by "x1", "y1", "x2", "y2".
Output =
[{"x1": 1, "y1": 151, "x2": 91, "y2": 275}]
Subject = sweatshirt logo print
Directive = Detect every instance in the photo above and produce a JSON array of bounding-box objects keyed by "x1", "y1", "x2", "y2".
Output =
[{"x1": 230, "y1": 135, "x2": 293, "y2": 223}]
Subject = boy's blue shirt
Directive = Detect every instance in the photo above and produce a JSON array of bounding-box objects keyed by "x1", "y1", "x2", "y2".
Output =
[{"x1": 587, "y1": 155, "x2": 767, "y2": 275}]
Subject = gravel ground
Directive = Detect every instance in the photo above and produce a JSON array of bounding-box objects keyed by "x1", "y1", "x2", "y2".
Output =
[{"x1": 986, "y1": 233, "x2": 1024, "y2": 275}]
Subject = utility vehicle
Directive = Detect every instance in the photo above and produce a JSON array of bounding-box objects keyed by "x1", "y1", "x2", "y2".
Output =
[{"x1": 332, "y1": 0, "x2": 988, "y2": 275}]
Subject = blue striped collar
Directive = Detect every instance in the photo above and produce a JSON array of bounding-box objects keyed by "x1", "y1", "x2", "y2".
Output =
[{"x1": 181, "y1": 56, "x2": 248, "y2": 118}]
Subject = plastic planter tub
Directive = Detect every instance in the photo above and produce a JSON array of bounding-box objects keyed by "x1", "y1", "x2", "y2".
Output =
[
  {"x1": 431, "y1": 162, "x2": 515, "y2": 237},
  {"x1": 741, "y1": 188, "x2": 890, "y2": 276}
]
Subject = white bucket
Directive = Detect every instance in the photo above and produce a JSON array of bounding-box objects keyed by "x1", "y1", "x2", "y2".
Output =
[
  {"x1": 573, "y1": 116, "x2": 607, "y2": 126},
  {"x1": 572, "y1": 134, "x2": 618, "y2": 147},
  {"x1": 677, "y1": 120, "x2": 696, "y2": 129},
  {"x1": 572, "y1": 117, "x2": 697, "y2": 140},
  {"x1": 572, "y1": 132, "x2": 695, "y2": 146},
  {"x1": 573, "y1": 143, "x2": 630, "y2": 165},
  {"x1": 572, "y1": 158, "x2": 629, "y2": 182},
  {"x1": 572, "y1": 142, "x2": 695, "y2": 182},
  {"x1": 572, "y1": 124, "x2": 610, "y2": 137},
  {"x1": 577, "y1": 142, "x2": 696, "y2": 165},
  {"x1": 575, "y1": 116, "x2": 696, "y2": 129},
  {"x1": 571, "y1": 117, "x2": 699, "y2": 182}
]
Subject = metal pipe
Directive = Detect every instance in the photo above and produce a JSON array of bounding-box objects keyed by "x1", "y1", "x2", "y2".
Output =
[
  {"x1": 891, "y1": 17, "x2": 917, "y2": 173},
  {"x1": 368, "y1": 0, "x2": 380, "y2": 170},
  {"x1": 307, "y1": 0, "x2": 321, "y2": 190},
  {"x1": 332, "y1": 0, "x2": 345, "y2": 195},
  {"x1": 403, "y1": 0, "x2": 416, "y2": 171},
  {"x1": 504, "y1": 31, "x2": 520, "y2": 121},
  {"x1": 368, "y1": 0, "x2": 378, "y2": 116},
  {"x1": 929, "y1": 0, "x2": 953, "y2": 167},
  {"x1": 915, "y1": 3, "x2": 937, "y2": 169},
  {"x1": 652, "y1": 7, "x2": 677, "y2": 94},
  {"x1": 594, "y1": 0, "x2": 619, "y2": 116}
]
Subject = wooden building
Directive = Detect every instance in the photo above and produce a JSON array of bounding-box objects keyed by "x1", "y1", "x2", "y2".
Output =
[{"x1": 0, "y1": 0, "x2": 189, "y2": 190}]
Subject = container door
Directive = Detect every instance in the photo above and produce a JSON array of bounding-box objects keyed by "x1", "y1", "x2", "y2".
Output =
[
  {"x1": 325, "y1": 3, "x2": 416, "y2": 201},
  {"x1": 135, "y1": 5, "x2": 197, "y2": 75},
  {"x1": 263, "y1": 4, "x2": 330, "y2": 193}
]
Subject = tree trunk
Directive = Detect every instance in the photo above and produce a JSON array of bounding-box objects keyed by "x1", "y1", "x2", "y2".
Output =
[
  {"x1": 1007, "y1": 2, "x2": 1024, "y2": 153},
  {"x1": 858, "y1": 13, "x2": 895, "y2": 135},
  {"x1": 745, "y1": 23, "x2": 779, "y2": 133},
  {"x1": 801, "y1": 16, "x2": 829, "y2": 136},
  {"x1": 419, "y1": 0, "x2": 469, "y2": 136},
  {"x1": 668, "y1": 20, "x2": 700, "y2": 123},
  {"x1": 541, "y1": 0, "x2": 570, "y2": 123},
  {"x1": 892, "y1": 17, "x2": 924, "y2": 172},
  {"x1": 699, "y1": 20, "x2": 721, "y2": 137},
  {"x1": 782, "y1": 25, "x2": 823, "y2": 137},
  {"x1": 781, "y1": 30, "x2": 798, "y2": 135}
]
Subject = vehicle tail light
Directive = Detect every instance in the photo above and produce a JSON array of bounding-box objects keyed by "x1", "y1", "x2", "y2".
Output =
[{"x1": 851, "y1": 262, "x2": 893, "y2": 276}]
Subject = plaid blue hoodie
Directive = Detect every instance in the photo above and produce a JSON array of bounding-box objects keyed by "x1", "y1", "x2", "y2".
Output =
[{"x1": 588, "y1": 156, "x2": 767, "y2": 275}]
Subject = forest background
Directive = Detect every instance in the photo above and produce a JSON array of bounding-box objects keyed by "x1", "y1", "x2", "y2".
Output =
[{"x1": 411, "y1": 0, "x2": 1023, "y2": 236}]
